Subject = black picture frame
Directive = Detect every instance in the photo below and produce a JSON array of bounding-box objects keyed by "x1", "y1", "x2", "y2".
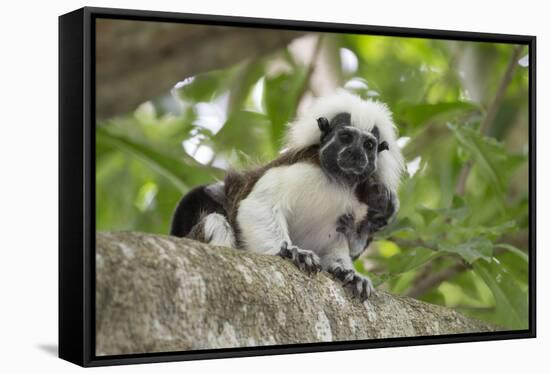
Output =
[{"x1": 59, "y1": 6, "x2": 536, "y2": 367}]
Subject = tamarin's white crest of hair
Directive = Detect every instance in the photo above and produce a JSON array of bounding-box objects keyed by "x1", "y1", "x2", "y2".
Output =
[{"x1": 284, "y1": 89, "x2": 405, "y2": 193}]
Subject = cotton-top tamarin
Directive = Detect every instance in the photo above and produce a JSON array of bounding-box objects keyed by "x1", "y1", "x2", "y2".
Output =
[{"x1": 170, "y1": 90, "x2": 404, "y2": 301}]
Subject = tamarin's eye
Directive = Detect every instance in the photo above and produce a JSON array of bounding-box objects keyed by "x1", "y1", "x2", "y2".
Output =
[
  {"x1": 339, "y1": 132, "x2": 353, "y2": 144},
  {"x1": 364, "y1": 140, "x2": 375, "y2": 150}
]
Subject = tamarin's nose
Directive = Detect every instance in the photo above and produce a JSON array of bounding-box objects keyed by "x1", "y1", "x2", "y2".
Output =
[{"x1": 342, "y1": 148, "x2": 365, "y2": 163}]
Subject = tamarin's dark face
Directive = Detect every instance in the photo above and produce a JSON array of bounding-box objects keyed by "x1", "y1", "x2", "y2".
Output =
[{"x1": 317, "y1": 112, "x2": 388, "y2": 186}]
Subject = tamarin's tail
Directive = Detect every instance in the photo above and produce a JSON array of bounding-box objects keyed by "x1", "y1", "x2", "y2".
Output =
[{"x1": 169, "y1": 183, "x2": 225, "y2": 237}]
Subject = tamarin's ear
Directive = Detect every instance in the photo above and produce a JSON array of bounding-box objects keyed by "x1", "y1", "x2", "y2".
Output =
[
  {"x1": 317, "y1": 117, "x2": 331, "y2": 133},
  {"x1": 372, "y1": 126, "x2": 388, "y2": 152},
  {"x1": 378, "y1": 141, "x2": 389, "y2": 153}
]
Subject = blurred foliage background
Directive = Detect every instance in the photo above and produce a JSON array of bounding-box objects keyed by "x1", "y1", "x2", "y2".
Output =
[{"x1": 96, "y1": 21, "x2": 530, "y2": 331}]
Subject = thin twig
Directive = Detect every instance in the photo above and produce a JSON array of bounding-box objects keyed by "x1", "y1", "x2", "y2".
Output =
[
  {"x1": 406, "y1": 262, "x2": 468, "y2": 298},
  {"x1": 404, "y1": 245, "x2": 511, "y2": 298},
  {"x1": 409, "y1": 260, "x2": 435, "y2": 291},
  {"x1": 455, "y1": 45, "x2": 525, "y2": 196},
  {"x1": 454, "y1": 160, "x2": 473, "y2": 196},
  {"x1": 479, "y1": 45, "x2": 526, "y2": 135}
]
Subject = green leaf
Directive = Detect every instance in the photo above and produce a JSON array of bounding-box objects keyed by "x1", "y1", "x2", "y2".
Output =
[
  {"x1": 175, "y1": 70, "x2": 229, "y2": 103},
  {"x1": 226, "y1": 60, "x2": 265, "y2": 114},
  {"x1": 416, "y1": 206, "x2": 440, "y2": 226},
  {"x1": 438, "y1": 237, "x2": 493, "y2": 264},
  {"x1": 377, "y1": 217, "x2": 416, "y2": 239},
  {"x1": 451, "y1": 270, "x2": 493, "y2": 304},
  {"x1": 448, "y1": 123, "x2": 526, "y2": 198},
  {"x1": 264, "y1": 67, "x2": 308, "y2": 147},
  {"x1": 419, "y1": 288, "x2": 446, "y2": 306},
  {"x1": 386, "y1": 247, "x2": 441, "y2": 274},
  {"x1": 397, "y1": 101, "x2": 481, "y2": 128},
  {"x1": 495, "y1": 251, "x2": 529, "y2": 289},
  {"x1": 134, "y1": 181, "x2": 159, "y2": 212},
  {"x1": 97, "y1": 127, "x2": 221, "y2": 193},
  {"x1": 447, "y1": 221, "x2": 518, "y2": 242},
  {"x1": 495, "y1": 243, "x2": 529, "y2": 262},
  {"x1": 175, "y1": 60, "x2": 266, "y2": 118},
  {"x1": 477, "y1": 221, "x2": 518, "y2": 238},
  {"x1": 473, "y1": 258, "x2": 529, "y2": 329},
  {"x1": 213, "y1": 110, "x2": 276, "y2": 163}
]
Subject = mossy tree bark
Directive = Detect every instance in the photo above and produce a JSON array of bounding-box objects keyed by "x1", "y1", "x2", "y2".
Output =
[{"x1": 96, "y1": 231, "x2": 497, "y2": 356}]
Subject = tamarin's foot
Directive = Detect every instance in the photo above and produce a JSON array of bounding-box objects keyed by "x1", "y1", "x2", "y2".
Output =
[
  {"x1": 279, "y1": 241, "x2": 322, "y2": 274},
  {"x1": 330, "y1": 265, "x2": 374, "y2": 302},
  {"x1": 345, "y1": 272, "x2": 374, "y2": 302}
]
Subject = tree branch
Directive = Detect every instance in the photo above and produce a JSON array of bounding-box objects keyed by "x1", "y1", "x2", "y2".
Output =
[
  {"x1": 96, "y1": 19, "x2": 304, "y2": 119},
  {"x1": 95, "y1": 231, "x2": 497, "y2": 356}
]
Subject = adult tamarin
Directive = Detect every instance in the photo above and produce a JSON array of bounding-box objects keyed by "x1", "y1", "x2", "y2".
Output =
[{"x1": 170, "y1": 90, "x2": 405, "y2": 301}]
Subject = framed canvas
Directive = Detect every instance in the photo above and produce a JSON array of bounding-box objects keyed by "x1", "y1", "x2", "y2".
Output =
[{"x1": 59, "y1": 6, "x2": 536, "y2": 367}]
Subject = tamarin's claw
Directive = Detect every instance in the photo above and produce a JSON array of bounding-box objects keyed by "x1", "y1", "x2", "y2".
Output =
[
  {"x1": 279, "y1": 241, "x2": 322, "y2": 274},
  {"x1": 344, "y1": 273, "x2": 374, "y2": 302},
  {"x1": 330, "y1": 265, "x2": 374, "y2": 301}
]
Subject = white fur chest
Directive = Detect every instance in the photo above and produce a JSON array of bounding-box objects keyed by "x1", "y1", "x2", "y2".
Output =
[{"x1": 237, "y1": 162, "x2": 367, "y2": 255}]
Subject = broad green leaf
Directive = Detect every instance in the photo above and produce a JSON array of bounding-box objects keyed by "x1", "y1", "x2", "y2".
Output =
[
  {"x1": 377, "y1": 217, "x2": 416, "y2": 239},
  {"x1": 362, "y1": 272, "x2": 389, "y2": 288},
  {"x1": 175, "y1": 60, "x2": 266, "y2": 120},
  {"x1": 386, "y1": 247, "x2": 441, "y2": 274},
  {"x1": 97, "y1": 127, "x2": 222, "y2": 193},
  {"x1": 448, "y1": 123, "x2": 526, "y2": 198},
  {"x1": 451, "y1": 270, "x2": 494, "y2": 304},
  {"x1": 495, "y1": 243, "x2": 528, "y2": 262},
  {"x1": 474, "y1": 221, "x2": 518, "y2": 239},
  {"x1": 134, "y1": 181, "x2": 159, "y2": 212},
  {"x1": 495, "y1": 251, "x2": 529, "y2": 287},
  {"x1": 438, "y1": 237, "x2": 493, "y2": 264},
  {"x1": 214, "y1": 110, "x2": 276, "y2": 163},
  {"x1": 419, "y1": 289, "x2": 446, "y2": 306},
  {"x1": 448, "y1": 221, "x2": 518, "y2": 242},
  {"x1": 226, "y1": 60, "x2": 265, "y2": 114},
  {"x1": 474, "y1": 259, "x2": 529, "y2": 329},
  {"x1": 264, "y1": 67, "x2": 307, "y2": 147},
  {"x1": 479, "y1": 221, "x2": 518, "y2": 236},
  {"x1": 175, "y1": 69, "x2": 229, "y2": 103},
  {"x1": 355, "y1": 259, "x2": 387, "y2": 288},
  {"x1": 389, "y1": 270, "x2": 419, "y2": 294},
  {"x1": 397, "y1": 101, "x2": 481, "y2": 128},
  {"x1": 415, "y1": 197, "x2": 470, "y2": 224},
  {"x1": 377, "y1": 240, "x2": 400, "y2": 258},
  {"x1": 416, "y1": 206, "x2": 440, "y2": 226}
]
